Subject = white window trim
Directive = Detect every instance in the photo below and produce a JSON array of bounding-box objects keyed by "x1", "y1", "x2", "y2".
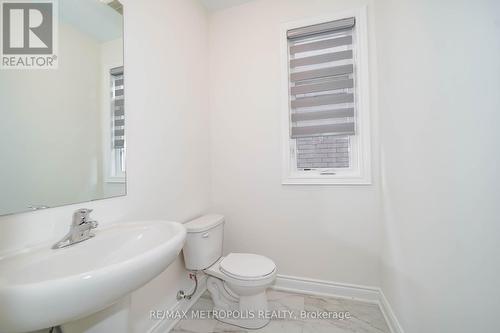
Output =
[
  {"x1": 102, "y1": 63, "x2": 126, "y2": 184},
  {"x1": 280, "y1": 6, "x2": 372, "y2": 185}
]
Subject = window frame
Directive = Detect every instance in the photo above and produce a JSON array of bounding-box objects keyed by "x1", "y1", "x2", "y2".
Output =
[
  {"x1": 102, "y1": 63, "x2": 126, "y2": 184},
  {"x1": 280, "y1": 7, "x2": 372, "y2": 185}
]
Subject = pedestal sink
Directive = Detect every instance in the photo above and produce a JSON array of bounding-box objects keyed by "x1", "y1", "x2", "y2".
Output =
[{"x1": 0, "y1": 221, "x2": 186, "y2": 333}]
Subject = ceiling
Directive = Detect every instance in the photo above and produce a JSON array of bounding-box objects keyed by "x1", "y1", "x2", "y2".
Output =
[
  {"x1": 61, "y1": 0, "x2": 123, "y2": 42},
  {"x1": 199, "y1": 0, "x2": 255, "y2": 11}
]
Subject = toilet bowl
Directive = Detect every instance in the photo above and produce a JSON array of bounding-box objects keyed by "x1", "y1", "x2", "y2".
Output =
[
  {"x1": 182, "y1": 215, "x2": 277, "y2": 329},
  {"x1": 205, "y1": 253, "x2": 277, "y2": 328}
]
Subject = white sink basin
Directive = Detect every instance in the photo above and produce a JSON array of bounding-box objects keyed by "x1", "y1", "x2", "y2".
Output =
[{"x1": 0, "y1": 220, "x2": 186, "y2": 333}]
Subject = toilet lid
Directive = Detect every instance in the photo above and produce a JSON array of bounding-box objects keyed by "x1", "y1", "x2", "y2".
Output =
[{"x1": 220, "y1": 253, "x2": 276, "y2": 279}]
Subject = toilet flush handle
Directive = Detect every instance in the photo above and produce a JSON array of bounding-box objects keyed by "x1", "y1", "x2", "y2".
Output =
[{"x1": 202, "y1": 232, "x2": 209, "y2": 238}]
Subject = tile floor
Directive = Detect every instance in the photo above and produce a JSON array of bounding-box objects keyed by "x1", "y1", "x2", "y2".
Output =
[{"x1": 172, "y1": 290, "x2": 390, "y2": 333}]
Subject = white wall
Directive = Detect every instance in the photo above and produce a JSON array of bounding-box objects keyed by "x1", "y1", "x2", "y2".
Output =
[
  {"x1": 209, "y1": 2, "x2": 500, "y2": 332},
  {"x1": 0, "y1": 0, "x2": 210, "y2": 332},
  {"x1": 375, "y1": 0, "x2": 500, "y2": 332},
  {"x1": 208, "y1": 0, "x2": 382, "y2": 286}
]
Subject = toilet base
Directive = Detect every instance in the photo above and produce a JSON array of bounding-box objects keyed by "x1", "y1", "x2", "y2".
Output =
[
  {"x1": 206, "y1": 277, "x2": 271, "y2": 330},
  {"x1": 214, "y1": 311, "x2": 270, "y2": 330}
]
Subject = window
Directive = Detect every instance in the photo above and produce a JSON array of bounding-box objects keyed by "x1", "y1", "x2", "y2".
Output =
[
  {"x1": 110, "y1": 66, "x2": 125, "y2": 180},
  {"x1": 281, "y1": 9, "x2": 371, "y2": 185}
]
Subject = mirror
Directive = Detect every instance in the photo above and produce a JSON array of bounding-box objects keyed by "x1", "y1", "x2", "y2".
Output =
[{"x1": 0, "y1": 0, "x2": 125, "y2": 216}]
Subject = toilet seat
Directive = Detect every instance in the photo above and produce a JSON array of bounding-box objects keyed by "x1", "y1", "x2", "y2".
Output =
[{"x1": 219, "y1": 253, "x2": 276, "y2": 281}]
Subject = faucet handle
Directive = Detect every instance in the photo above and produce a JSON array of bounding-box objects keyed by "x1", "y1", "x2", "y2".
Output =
[
  {"x1": 73, "y1": 208, "x2": 94, "y2": 225},
  {"x1": 78, "y1": 208, "x2": 93, "y2": 215}
]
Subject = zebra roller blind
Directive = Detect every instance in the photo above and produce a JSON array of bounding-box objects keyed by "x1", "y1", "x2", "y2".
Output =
[
  {"x1": 111, "y1": 66, "x2": 125, "y2": 149},
  {"x1": 287, "y1": 17, "x2": 356, "y2": 139}
]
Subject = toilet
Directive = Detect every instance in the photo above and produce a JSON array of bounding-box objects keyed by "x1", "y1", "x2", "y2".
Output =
[{"x1": 183, "y1": 214, "x2": 277, "y2": 329}]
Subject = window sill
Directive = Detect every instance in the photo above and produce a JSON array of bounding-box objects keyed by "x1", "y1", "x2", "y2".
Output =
[
  {"x1": 105, "y1": 177, "x2": 126, "y2": 184},
  {"x1": 282, "y1": 173, "x2": 371, "y2": 185}
]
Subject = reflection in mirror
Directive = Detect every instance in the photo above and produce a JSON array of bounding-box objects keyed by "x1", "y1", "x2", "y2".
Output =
[{"x1": 0, "y1": 0, "x2": 125, "y2": 216}]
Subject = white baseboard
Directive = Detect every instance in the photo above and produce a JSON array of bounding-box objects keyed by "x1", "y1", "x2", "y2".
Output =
[
  {"x1": 148, "y1": 276, "x2": 208, "y2": 333},
  {"x1": 378, "y1": 289, "x2": 405, "y2": 333},
  {"x1": 272, "y1": 274, "x2": 381, "y2": 303},
  {"x1": 272, "y1": 274, "x2": 404, "y2": 333}
]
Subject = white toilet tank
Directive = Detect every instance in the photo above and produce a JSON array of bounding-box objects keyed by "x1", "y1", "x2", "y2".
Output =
[{"x1": 183, "y1": 214, "x2": 225, "y2": 271}]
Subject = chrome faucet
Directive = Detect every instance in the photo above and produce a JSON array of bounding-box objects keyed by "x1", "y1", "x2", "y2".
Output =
[{"x1": 52, "y1": 209, "x2": 99, "y2": 249}]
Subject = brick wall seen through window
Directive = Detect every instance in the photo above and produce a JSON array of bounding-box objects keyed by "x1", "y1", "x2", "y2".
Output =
[{"x1": 296, "y1": 136, "x2": 350, "y2": 169}]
